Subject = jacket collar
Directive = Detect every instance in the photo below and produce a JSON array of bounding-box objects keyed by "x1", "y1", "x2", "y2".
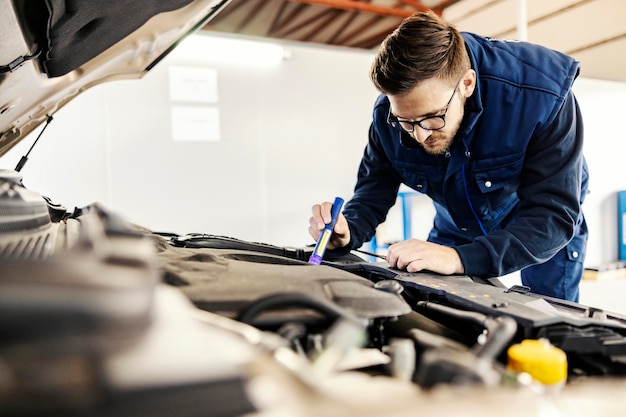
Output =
[{"x1": 456, "y1": 38, "x2": 483, "y2": 149}]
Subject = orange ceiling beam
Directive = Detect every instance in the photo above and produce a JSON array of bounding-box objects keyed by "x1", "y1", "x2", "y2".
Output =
[
  {"x1": 285, "y1": 0, "x2": 427, "y2": 18},
  {"x1": 397, "y1": 0, "x2": 432, "y2": 11}
]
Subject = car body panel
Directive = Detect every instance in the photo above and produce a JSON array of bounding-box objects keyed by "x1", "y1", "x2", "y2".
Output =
[{"x1": 0, "y1": 0, "x2": 229, "y2": 157}]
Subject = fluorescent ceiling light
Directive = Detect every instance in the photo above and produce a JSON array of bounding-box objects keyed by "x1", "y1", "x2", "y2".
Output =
[{"x1": 170, "y1": 33, "x2": 287, "y2": 68}]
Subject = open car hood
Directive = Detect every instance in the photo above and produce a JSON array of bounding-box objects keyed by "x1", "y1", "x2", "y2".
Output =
[{"x1": 0, "y1": 0, "x2": 230, "y2": 158}]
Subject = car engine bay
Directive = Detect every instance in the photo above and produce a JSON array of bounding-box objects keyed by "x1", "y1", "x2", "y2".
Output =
[{"x1": 2, "y1": 172, "x2": 626, "y2": 416}]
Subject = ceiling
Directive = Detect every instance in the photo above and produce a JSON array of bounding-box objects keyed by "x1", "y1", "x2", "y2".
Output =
[{"x1": 203, "y1": 0, "x2": 626, "y2": 83}]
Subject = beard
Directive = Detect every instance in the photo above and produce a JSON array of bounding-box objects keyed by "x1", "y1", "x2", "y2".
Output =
[
  {"x1": 420, "y1": 131, "x2": 456, "y2": 155},
  {"x1": 417, "y1": 98, "x2": 465, "y2": 156}
]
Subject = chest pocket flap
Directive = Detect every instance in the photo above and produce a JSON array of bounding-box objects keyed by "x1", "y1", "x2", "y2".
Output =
[
  {"x1": 474, "y1": 155, "x2": 524, "y2": 193},
  {"x1": 393, "y1": 160, "x2": 431, "y2": 194}
]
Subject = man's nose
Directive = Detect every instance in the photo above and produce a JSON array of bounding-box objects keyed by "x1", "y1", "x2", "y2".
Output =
[{"x1": 413, "y1": 126, "x2": 432, "y2": 143}]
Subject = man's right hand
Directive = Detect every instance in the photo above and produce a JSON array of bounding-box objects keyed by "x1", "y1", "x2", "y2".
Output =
[{"x1": 309, "y1": 202, "x2": 351, "y2": 249}]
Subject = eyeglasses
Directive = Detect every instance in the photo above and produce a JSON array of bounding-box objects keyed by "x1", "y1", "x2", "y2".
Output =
[{"x1": 387, "y1": 82, "x2": 460, "y2": 133}]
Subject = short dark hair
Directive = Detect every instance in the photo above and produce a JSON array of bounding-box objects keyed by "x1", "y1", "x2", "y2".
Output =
[{"x1": 370, "y1": 11, "x2": 470, "y2": 95}]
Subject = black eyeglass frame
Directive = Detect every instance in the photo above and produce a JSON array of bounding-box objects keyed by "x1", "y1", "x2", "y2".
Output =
[{"x1": 387, "y1": 81, "x2": 460, "y2": 134}]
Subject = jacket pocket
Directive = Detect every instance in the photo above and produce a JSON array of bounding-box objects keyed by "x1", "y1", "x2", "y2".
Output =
[
  {"x1": 393, "y1": 161, "x2": 430, "y2": 195},
  {"x1": 471, "y1": 153, "x2": 524, "y2": 220}
]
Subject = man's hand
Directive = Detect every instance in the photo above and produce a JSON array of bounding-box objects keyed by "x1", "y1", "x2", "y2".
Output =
[
  {"x1": 309, "y1": 202, "x2": 351, "y2": 250},
  {"x1": 386, "y1": 239, "x2": 465, "y2": 275}
]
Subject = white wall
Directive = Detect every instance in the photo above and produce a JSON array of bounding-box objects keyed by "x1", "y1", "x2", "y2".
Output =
[
  {"x1": 572, "y1": 78, "x2": 626, "y2": 267},
  {"x1": 1, "y1": 33, "x2": 626, "y2": 270}
]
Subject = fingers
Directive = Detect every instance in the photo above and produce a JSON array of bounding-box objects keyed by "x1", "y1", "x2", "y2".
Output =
[
  {"x1": 329, "y1": 215, "x2": 350, "y2": 248},
  {"x1": 386, "y1": 241, "x2": 422, "y2": 270},
  {"x1": 386, "y1": 239, "x2": 464, "y2": 275},
  {"x1": 310, "y1": 202, "x2": 333, "y2": 228},
  {"x1": 308, "y1": 202, "x2": 350, "y2": 249},
  {"x1": 309, "y1": 203, "x2": 328, "y2": 239}
]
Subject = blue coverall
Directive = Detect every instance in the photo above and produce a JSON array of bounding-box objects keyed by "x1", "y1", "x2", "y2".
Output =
[{"x1": 342, "y1": 33, "x2": 589, "y2": 302}]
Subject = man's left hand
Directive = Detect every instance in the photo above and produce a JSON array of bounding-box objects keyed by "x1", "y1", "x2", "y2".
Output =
[{"x1": 386, "y1": 239, "x2": 465, "y2": 275}]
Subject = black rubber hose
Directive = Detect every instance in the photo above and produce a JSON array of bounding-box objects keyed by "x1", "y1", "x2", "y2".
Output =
[{"x1": 236, "y1": 292, "x2": 367, "y2": 328}]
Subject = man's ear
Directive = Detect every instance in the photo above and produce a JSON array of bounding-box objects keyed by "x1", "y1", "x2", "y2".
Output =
[{"x1": 461, "y1": 69, "x2": 476, "y2": 97}]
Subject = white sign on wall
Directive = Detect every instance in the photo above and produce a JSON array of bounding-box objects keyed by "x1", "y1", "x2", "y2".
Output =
[
  {"x1": 170, "y1": 105, "x2": 220, "y2": 142},
  {"x1": 168, "y1": 65, "x2": 220, "y2": 142},
  {"x1": 168, "y1": 66, "x2": 218, "y2": 103}
]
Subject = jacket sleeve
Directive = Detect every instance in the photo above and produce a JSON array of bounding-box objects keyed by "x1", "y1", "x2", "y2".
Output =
[
  {"x1": 455, "y1": 91, "x2": 585, "y2": 277},
  {"x1": 340, "y1": 124, "x2": 402, "y2": 250}
]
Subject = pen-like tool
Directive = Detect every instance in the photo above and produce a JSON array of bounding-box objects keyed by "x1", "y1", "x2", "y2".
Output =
[{"x1": 309, "y1": 196, "x2": 344, "y2": 265}]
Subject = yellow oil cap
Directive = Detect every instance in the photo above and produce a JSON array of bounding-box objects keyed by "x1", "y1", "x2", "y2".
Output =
[{"x1": 507, "y1": 339, "x2": 567, "y2": 385}]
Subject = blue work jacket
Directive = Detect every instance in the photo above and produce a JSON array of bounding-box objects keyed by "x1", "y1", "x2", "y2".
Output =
[{"x1": 342, "y1": 33, "x2": 589, "y2": 278}]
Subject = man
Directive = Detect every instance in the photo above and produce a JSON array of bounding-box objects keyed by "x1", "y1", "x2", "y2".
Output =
[{"x1": 308, "y1": 11, "x2": 588, "y2": 302}]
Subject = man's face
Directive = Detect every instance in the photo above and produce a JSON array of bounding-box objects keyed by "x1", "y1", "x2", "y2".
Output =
[{"x1": 387, "y1": 72, "x2": 474, "y2": 155}]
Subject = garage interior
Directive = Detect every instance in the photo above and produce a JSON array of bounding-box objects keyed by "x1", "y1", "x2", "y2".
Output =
[{"x1": 3, "y1": 1, "x2": 626, "y2": 415}]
